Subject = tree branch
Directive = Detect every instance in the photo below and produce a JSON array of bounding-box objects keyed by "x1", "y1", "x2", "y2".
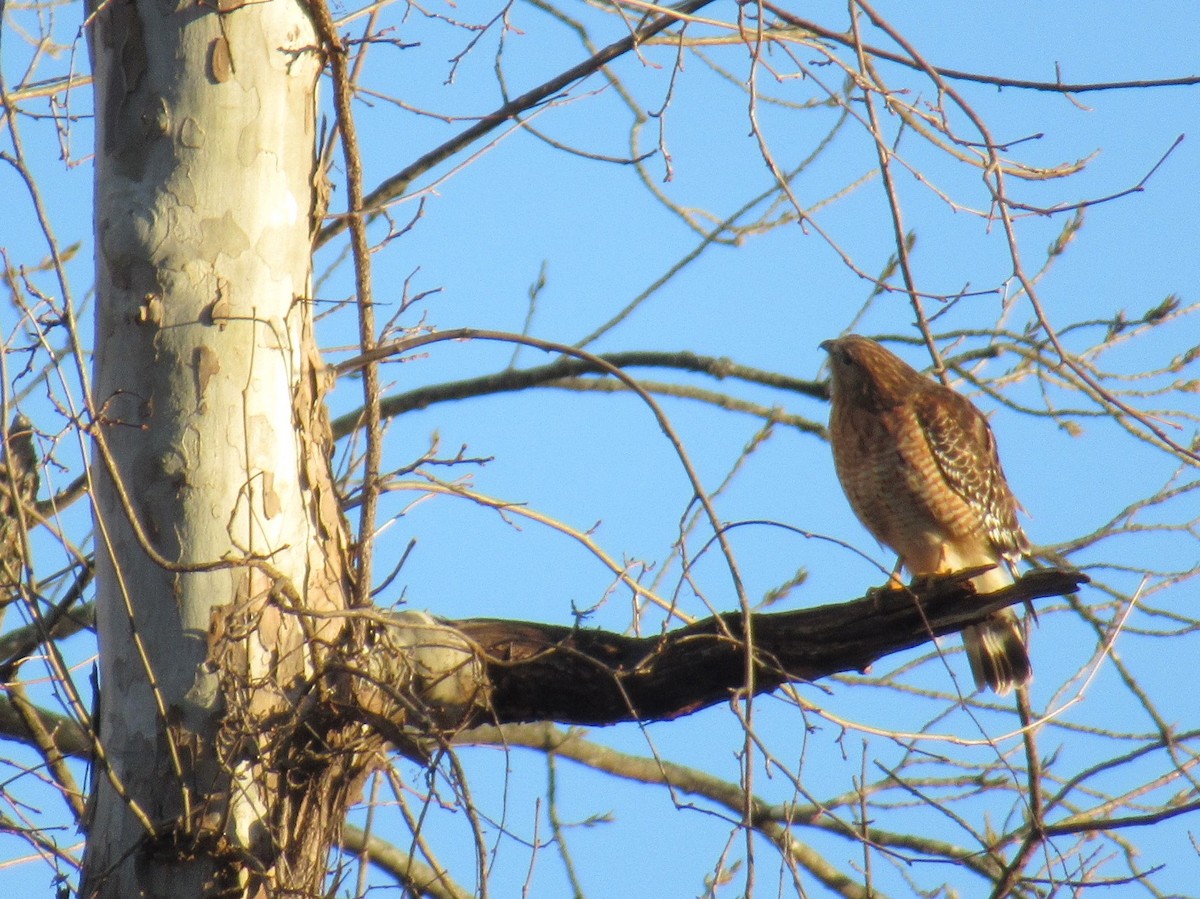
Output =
[
  {"x1": 331, "y1": 348, "x2": 826, "y2": 439},
  {"x1": 314, "y1": 0, "x2": 718, "y2": 249},
  {"x1": 763, "y1": 5, "x2": 1200, "y2": 95},
  {"x1": 0, "y1": 696, "x2": 90, "y2": 758},
  {"x1": 451, "y1": 568, "x2": 1085, "y2": 726},
  {"x1": 0, "y1": 570, "x2": 1085, "y2": 764}
]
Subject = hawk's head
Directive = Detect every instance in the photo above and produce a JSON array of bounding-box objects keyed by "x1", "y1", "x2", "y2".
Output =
[{"x1": 821, "y1": 335, "x2": 926, "y2": 410}]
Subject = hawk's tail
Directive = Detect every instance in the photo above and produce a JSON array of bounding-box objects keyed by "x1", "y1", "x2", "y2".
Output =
[{"x1": 962, "y1": 611, "x2": 1031, "y2": 695}]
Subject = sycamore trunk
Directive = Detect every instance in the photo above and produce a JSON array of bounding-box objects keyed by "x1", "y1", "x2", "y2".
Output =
[{"x1": 83, "y1": 0, "x2": 352, "y2": 894}]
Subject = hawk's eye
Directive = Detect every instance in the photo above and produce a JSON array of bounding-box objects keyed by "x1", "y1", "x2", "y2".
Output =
[{"x1": 837, "y1": 350, "x2": 854, "y2": 367}]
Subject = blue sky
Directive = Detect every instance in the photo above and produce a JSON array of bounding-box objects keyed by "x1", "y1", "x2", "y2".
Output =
[{"x1": 2, "y1": 0, "x2": 1199, "y2": 895}]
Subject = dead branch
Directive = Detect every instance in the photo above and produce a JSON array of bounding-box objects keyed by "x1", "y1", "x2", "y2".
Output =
[{"x1": 371, "y1": 568, "x2": 1086, "y2": 729}]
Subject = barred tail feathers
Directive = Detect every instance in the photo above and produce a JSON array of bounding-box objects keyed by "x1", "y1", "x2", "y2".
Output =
[
  {"x1": 911, "y1": 544, "x2": 1031, "y2": 693},
  {"x1": 961, "y1": 556, "x2": 1030, "y2": 695},
  {"x1": 962, "y1": 611, "x2": 1031, "y2": 695}
]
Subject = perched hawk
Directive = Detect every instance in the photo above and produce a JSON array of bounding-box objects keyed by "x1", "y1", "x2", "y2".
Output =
[
  {"x1": 821, "y1": 335, "x2": 1031, "y2": 694},
  {"x1": 0, "y1": 414, "x2": 38, "y2": 600}
]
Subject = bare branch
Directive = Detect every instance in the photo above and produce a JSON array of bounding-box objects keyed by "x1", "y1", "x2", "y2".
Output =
[{"x1": 447, "y1": 569, "x2": 1084, "y2": 727}]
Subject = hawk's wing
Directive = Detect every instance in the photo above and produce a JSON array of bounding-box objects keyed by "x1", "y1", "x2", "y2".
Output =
[{"x1": 909, "y1": 385, "x2": 1027, "y2": 558}]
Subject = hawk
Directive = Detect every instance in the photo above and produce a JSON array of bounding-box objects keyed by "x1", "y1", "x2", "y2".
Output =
[
  {"x1": 821, "y1": 335, "x2": 1031, "y2": 694},
  {"x1": 0, "y1": 414, "x2": 38, "y2": 600}
]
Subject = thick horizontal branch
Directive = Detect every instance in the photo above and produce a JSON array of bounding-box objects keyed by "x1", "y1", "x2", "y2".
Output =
[
  {"x1": 452, "y1": 568, "x2": 1086, "y2": 726},
  {"x1": 331, "y1": 348, "x2": 825, "y2": 439},
  {"x1": 0, "y1": 571, "x2": 1085, "y2": 777}
]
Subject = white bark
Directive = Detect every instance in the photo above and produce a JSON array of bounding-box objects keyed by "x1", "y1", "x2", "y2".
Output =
[{"x1": 83, "y1": 0, "x2": 325, "y2": 894}]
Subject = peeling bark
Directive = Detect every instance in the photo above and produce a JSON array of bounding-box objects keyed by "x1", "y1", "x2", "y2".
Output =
[{"x1": 83, "y1": 0, "x2": 360, "y2": 895}]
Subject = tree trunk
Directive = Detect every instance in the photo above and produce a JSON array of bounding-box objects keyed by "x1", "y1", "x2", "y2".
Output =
[{"x1": 82, "y1": 0, "x2": 353, "y2": 894}]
